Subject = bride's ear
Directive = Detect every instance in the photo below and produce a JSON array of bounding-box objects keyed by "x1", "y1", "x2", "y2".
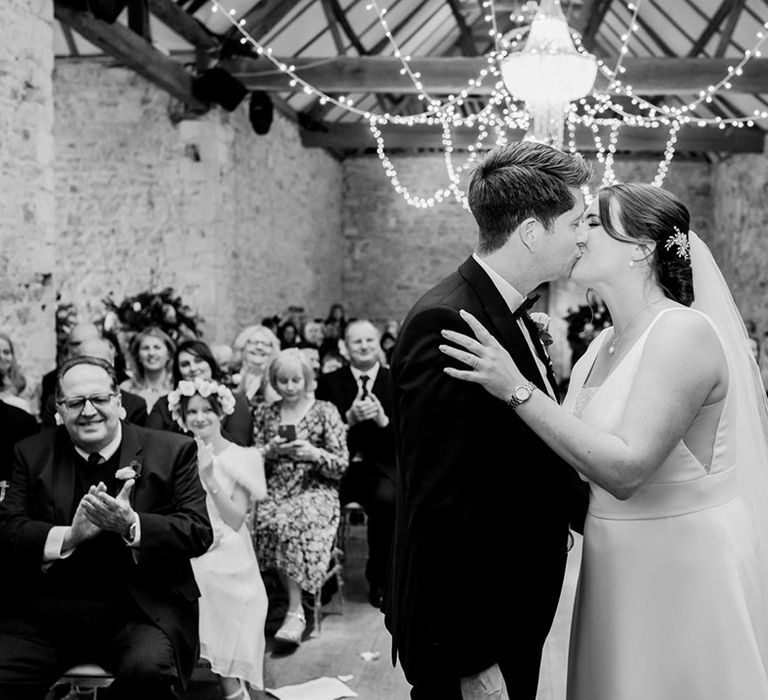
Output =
[{"x1": 632, "y1": 242, "x2": 656, "y2": 265}]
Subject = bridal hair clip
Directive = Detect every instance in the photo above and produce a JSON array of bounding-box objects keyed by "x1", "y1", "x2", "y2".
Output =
[
  {"x1": 664, "y1": 226, "x2": 691, "y2": 261},
  {"x1": 168, "y1": 377, "x2": 236, "y2": 428}
]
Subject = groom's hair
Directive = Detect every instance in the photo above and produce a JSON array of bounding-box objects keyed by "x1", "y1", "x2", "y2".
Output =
[{"x1": 468, "y1": 141, "x2": 591, "y2": 254}]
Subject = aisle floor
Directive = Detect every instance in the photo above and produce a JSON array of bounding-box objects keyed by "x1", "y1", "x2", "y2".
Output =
[{"x1": 188, "y1": 526, "x2": 582, "y2": 700}]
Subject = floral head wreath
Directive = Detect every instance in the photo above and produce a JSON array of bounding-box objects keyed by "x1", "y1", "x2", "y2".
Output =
[
  {"x1": 664, "y1": 226, "x2": 691, "y2": 261},
  {"x1": 167, "y1": 377, "x2": 236, "y2": 429}
]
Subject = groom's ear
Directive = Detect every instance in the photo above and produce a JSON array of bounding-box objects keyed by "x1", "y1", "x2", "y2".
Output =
[{"x1": 517, "y1": 218, "x2": 539, "y2": 252}]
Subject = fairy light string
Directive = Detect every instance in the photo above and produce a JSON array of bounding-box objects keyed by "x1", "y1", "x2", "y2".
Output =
[{"x1": 209, "y1": 0, "x2": 768, "y2": 207}]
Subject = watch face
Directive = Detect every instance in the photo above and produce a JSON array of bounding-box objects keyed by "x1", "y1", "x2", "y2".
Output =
[{"x1": 514, "y1": 386, "x2": 531, "y2": 401}]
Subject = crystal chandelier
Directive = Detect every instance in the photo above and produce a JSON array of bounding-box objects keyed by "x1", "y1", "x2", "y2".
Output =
[{"x1": 500, "y1": 0, "x2": 598, "y2": 149}]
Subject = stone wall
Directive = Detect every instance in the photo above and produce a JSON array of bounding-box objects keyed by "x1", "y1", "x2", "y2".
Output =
[
  {"x1": 342, "y1": 154, "x2": 714, "y2": 376},
  {"x1": 0, "y1": 0, "x2": 56, "y2": 393},
  {"x1": 712, "y1": 151, "x2": 768, "y2": 335},
  {"x1": 54, "y1": 62, "x2": 344, "y2": 349}
]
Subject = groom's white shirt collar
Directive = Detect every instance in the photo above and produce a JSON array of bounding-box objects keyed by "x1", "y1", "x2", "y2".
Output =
[
  {"x1": 472, "y1": 253, "x2": 526, "y2": 314},
  {"x1": 472, "y1": 253, "x2": 557, "y2": 400}
]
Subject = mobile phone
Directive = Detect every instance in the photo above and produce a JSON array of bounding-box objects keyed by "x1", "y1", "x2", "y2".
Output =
[{"x1": 278, "y1": 424, "x2": 297, "y2": 441}]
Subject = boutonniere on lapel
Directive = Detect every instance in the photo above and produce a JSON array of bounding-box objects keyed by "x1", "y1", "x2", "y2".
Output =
[
  {"x1": 529, "y1": 312, "x2": 553, "y2": 349},
  {"x1": 115, "y1": 457, "x2": 143, "y2": 482}
]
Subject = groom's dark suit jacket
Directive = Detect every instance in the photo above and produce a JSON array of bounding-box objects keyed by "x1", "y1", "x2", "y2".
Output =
[
  {"x1": 384, "y1": 256, "x2": 588, "y2": 688},
  {"x1": 0, "y1": 422, "x2": 213, "y2": 687}
]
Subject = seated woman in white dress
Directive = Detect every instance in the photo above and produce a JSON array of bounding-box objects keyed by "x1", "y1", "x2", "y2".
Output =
[
  {"x1": 440, "y1": 183, "x2": 768, "y2": 700},
  {"x1": 168, "y1": 377, "x2": 268, "y2": 700}
]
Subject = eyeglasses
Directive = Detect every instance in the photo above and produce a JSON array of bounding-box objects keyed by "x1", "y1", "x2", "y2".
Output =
[
  {"x1": 246, "y1": 340, "x2": 273, "y2": 348},
  {"x1": 57, "y1": 393, "x2": 118, "y2": 412}
]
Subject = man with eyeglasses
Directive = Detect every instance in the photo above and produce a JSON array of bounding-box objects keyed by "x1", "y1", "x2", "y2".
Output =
[{"x1": 0, "y1": 355, "x2": 213, "y2": 700}]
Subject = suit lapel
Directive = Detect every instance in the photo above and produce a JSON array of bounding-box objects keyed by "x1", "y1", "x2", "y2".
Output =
[
  {"x1": 458, "y1": 257, "x2": 549, "y2": 394},
  {"x1": 117, "y1": 422, "x2": 144, "y2": 508},
  {"x1": 520, "y1": 312, "x2": 561, "y2": 401}
]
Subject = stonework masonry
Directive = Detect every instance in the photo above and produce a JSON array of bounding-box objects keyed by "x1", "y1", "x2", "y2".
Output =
[
  {"x1": 712, "y1": 152, "x2": 768, "y2": 336},
  {"x1": 54, "y1": 62, "x2": 344, "y2": 354},
  {"x1": 0, "y1": 0, "x2": 56, "y2": 393}
]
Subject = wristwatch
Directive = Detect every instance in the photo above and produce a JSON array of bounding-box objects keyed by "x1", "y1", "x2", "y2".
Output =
[
  {"x1": 506, "y1": 381, "x2": 536, "y2": 410},
  {"x1": 123, "y1": 518, "x2": 137, "y2": 543}
]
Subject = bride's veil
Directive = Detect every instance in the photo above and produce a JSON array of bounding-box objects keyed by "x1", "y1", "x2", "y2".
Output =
[{"x1": 690, "y1": 231, "x2": 768, "y2": 655}]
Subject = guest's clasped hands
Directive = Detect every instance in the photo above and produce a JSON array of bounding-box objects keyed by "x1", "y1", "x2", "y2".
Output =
[
  {"x1": 439, "y1": 309, "x2": 526, "y2": 400},
  {"x1": 347, "y1": 394, "x2": 388, "y2": 426}
]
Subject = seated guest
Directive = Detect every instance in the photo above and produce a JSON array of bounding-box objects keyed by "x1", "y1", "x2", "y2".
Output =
[
  {"x1": 298, "y1": 343, "x2": 321, "y2": 383},
  {"x1": 38, "y1": 322, "x2": 102, "y2": 417},
  {"x1": 170, "y1": 377, "x2": 268, "y2": 698},
  {"x1": 302, "y1": 320, "x2": 325, "y2": 349},
  {"x1": 0, "y1": 356, "x2": 213, "y2": 699},
  {"x1": 40, "y1": 338, "x2": 147, "y2": 428},
  {"x1": 0, "y1": 402, "x2": 38, "y2": 483},
  {"x1": 316, "y1": 320, "x2": 396, "y2": 608},
  {"x1": 121, "y1": 327, "x2": 175, "y2": 413},
  {"x1": 252, "y1": 349, "x2": 348, "y2": 647},
  {"x1": 232, "y1": 325, "x2": 281, "y2": 409},
  {"x1": 277, "y1": 321, "x2": 301, "y2": 350},
  {"x1": 0, "y1": 332, "x2": 32, "y2": 415},
  {"x1": 147, "y1": 339, "x2": 253, "y2": 446}
]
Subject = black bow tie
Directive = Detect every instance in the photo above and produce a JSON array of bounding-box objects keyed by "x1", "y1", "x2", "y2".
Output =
[{"x1": 513, "y1": 294, "x2": 540, "y2": 318}]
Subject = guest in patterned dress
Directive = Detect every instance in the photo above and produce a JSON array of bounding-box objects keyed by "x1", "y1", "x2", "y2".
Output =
[{"x1": 252, "y1": 348, "x2": 348, "y2": 647}]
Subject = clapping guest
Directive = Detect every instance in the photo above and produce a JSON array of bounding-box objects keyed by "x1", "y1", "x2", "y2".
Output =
[
  {"x1": 169, "y1": 377, "x2": 268, "y2": 699},
  {"x1": 232, "y1": 325, "x2": 281, "y2": 409},
  {"x1": 0, "y1": 332, "x2": 32, "y2": 415},
  {"x1": 146, "y1": 340, "x2": 253, "y2": 446},
  {"x1": 121, "y1": 327, "x2": 175, "y2": 413},
  {"x1": 252, "y1": 349, "x2": 348, "y2": 647},
  {"x1": 40, "y1": 338, "x2": 148, "y2": 428}
]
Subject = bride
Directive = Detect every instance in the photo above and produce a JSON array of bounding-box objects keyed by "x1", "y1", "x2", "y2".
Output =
[{"x1": 440, "y1": 183, "x2": 768, "y2": 699}]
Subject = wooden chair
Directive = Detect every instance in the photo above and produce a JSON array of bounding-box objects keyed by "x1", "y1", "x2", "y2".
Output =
[{"x1": 47, "y1": 664, "x2": 114, "y2": 699}]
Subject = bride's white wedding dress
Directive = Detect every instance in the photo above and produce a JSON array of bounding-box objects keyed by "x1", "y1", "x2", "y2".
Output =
[{"x1": 563, "y1": 307, "x2": 768, "y2": 700}]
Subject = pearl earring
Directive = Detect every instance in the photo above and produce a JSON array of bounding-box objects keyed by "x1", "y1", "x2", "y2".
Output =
[{"x1": 629, "y1": 259, "x2": 635, "y2": 268}]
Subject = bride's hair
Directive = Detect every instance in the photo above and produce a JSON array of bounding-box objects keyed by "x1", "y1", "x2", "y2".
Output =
[{"x1": 598, "y1": 183, "x2": 694, "y2": 306}]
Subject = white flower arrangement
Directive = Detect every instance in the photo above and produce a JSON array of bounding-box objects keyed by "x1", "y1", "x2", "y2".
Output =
[{"x1": 167, "y1": 377, "x2": 236, "y2": 429}]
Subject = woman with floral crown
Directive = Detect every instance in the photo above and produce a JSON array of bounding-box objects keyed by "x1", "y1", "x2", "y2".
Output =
[
  {"x1": 440, "y1": 183, "x2": 768, "y2": 699},
  {"x1": 168, "y1": 377, "x2": 268, "y2": 699}
]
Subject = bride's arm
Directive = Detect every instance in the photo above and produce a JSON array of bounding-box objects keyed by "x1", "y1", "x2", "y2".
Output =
[{"x1": 441, "y1": 309, "x2": 724, "y2": 500}]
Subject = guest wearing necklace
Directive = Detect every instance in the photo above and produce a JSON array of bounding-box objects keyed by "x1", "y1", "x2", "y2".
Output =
[
  {"x1": 121, "y1": 327, "x2": 175, "y2": 413},
  {"x1": 251, "y1": 349, "x2": 348, "y2": 647}
]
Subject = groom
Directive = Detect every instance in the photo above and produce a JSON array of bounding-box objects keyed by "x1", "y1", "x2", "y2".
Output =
[{"x1": 384, "y1": 141, "x2": 592, "y2": 699}]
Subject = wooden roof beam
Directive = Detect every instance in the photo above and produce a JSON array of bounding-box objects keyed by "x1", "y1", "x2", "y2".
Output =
[
  {"x1": 221, "y1": 55, "x2": 768, "y2": 95},
  {"x1": 715, "y1": 0, "x2": 747, "y2": 57},
  {"x1": 300, "y1": 122, "x2": 765, "y2": 153},
  {"x1": 54, "y1": 3, "x2": 207, "y2": 111}
]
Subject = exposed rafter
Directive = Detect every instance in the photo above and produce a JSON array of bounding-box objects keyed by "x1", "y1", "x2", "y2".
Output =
[
  {"x1": 219, "y1": 55, "x2": 768, "y2": 95},
  {"x1": 55, "y1": 2, "x2": 207, "y2": 111},
  {"x1": 715, "y1": 0, "x2": 747, "y2": 57},
  {"x1": 300, "y1": 122, "x2": 765, "y2": 153},
  {"x1": 577, "y1": 0, "x2": 613, "y2": 52}
]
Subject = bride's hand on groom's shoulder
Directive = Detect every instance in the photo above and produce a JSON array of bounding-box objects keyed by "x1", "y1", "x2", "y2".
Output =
[{"x1": 439, "y1": 309, "x2": 523, "y2": 401}]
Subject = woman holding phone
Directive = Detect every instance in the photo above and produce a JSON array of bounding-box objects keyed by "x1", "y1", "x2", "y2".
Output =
[{"x1": 251, "y1": 348, "x2": 349, "y2": 647}]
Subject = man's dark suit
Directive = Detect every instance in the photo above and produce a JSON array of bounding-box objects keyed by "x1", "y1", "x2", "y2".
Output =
[
  {"x1": 40, "y1": 389, "x2": 148, "y2": 428},
  {"x1": 385, "y1": 257, "x2": 588, "y2": 697},
  {"x1": 0, "y1": 422, "x2": 213, "y2": 697},
  {"x1": 316, "y1": 366, "x2": 396, "y2": 598},
  {"x1": 0, "y1": 402, "x2": 38, "y2": 482}
]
